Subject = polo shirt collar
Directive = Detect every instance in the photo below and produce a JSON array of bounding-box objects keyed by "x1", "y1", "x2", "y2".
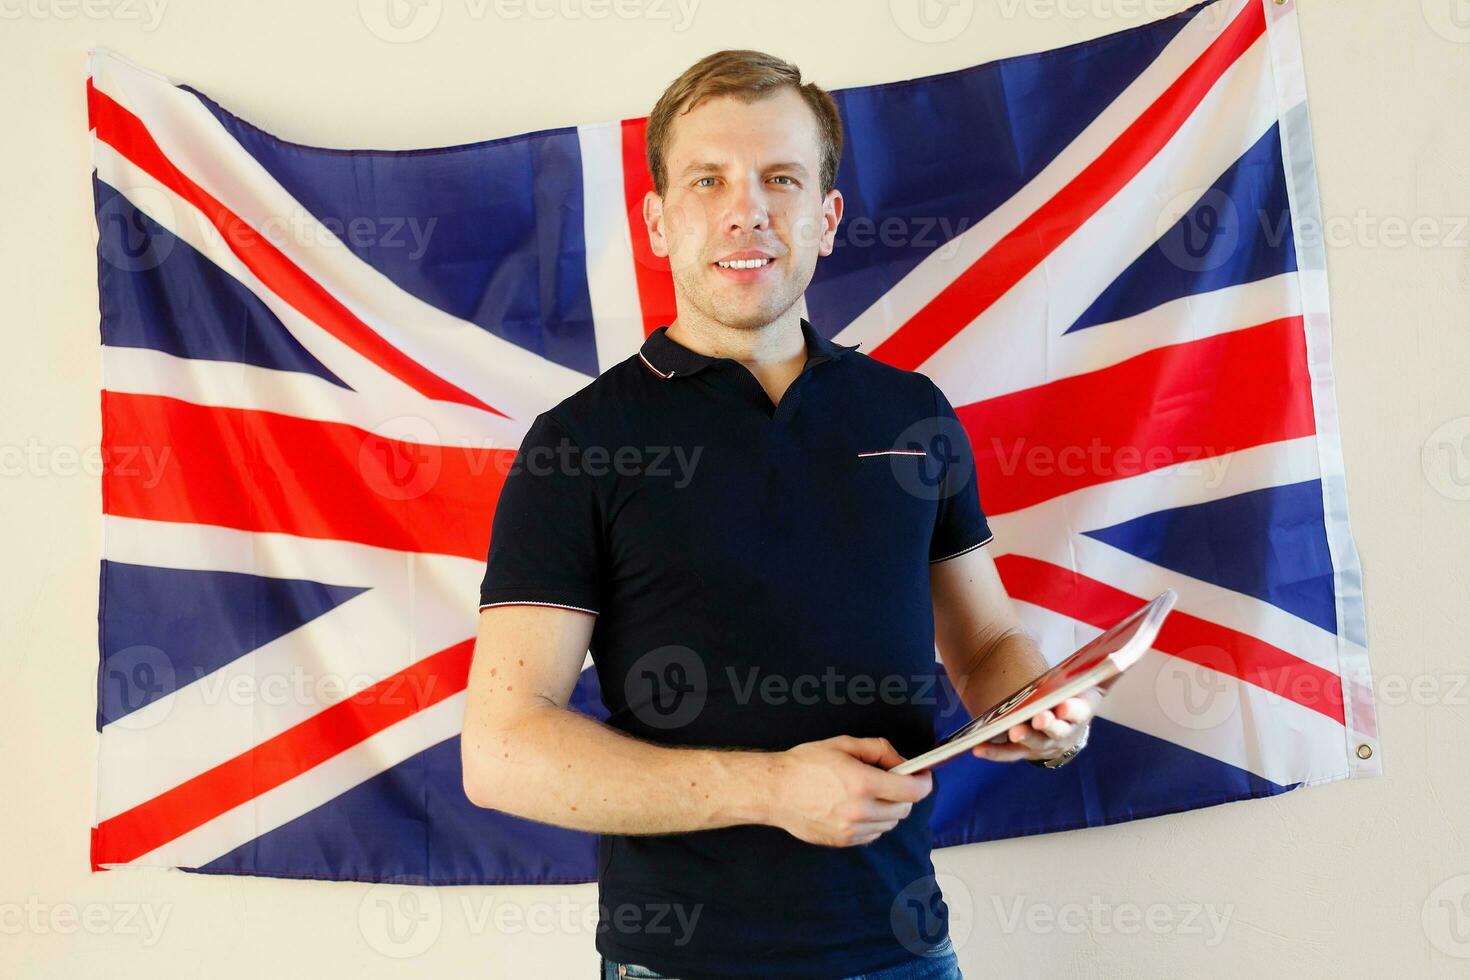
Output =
[{"x1": 638, "y1": 317, "x2": 860, "y2": 380}]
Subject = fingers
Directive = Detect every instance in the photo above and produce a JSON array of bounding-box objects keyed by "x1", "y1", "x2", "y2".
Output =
[
  {"x1": 836, "y1": 736, "x2": 932, "y2": 802},
  {"x1": 1053, "y1": 694, "x2": 1098, "y2": 725},
  {"x1": 970, "y1": 739, "x2": 1046, "y2": 763},
  {"x1": 1016, "y1": 708, "x2": 1074, "y2": 741},
  {"x1": 973, "y1": 702, "x2": 1096, "y2": 762},
  {"x1": 980, "y1": 720, "x2": 1065, "y2": 760},
  {"x1": 1018, "y1": 730, "x2": 1063, "y2": 756},
  {"x1": 845, "y1": 821, "x2": 900, "y2": 845},
  {"x1": 842, "y1": 735, "x2": 907, "y2": 771},
  {"x1": 856, "y1": 799, "x2": 915, "y2": 823},
  {"x1": 823, "y1": 798, "x2": 916, "y2": 848},
  {"x1": 871, "y1": 767, "x2": 933, "y2": 803},
  {"x1": 844, "y1": 806, "x2": 915, "y2": 844}
]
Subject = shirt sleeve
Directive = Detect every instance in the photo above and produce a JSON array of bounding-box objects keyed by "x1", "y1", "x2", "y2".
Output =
[
  {"x1": 478, "y1": 411, "x2": 604, "y2": 615},
  {"x1": 928, "y1": 381, "x2": 995, "y2": 563}
]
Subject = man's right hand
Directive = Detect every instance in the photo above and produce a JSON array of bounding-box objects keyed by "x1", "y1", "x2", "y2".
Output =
[{"x1": 767, "y1": 735, "x2": 934, "y2": 847}]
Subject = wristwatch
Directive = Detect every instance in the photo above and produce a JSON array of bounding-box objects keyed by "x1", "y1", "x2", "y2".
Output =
[{"x1": 1029, "y1": 723, "x2": 1089, "y2": 769}]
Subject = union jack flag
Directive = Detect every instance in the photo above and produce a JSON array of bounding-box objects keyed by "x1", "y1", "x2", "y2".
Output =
[{"x1": 88, "y1": 0, "x2": 1378, "y2": 884}]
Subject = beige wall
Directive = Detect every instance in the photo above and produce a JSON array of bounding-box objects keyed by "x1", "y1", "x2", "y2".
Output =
[{"x1": 3, "y1": 0, "x2": 1467, "y2": 976}]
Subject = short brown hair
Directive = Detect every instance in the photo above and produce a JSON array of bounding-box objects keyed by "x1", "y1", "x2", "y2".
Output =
[{"x1": 645, "y1": 49, "x2": 843, "y2": 200}]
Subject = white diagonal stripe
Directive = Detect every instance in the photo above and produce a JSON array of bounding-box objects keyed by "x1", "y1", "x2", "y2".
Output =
[{"x1": 579, "y1": 121, "x2": 648, "y2": 373}]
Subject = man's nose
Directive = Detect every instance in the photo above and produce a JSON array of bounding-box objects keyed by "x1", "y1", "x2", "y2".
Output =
[{"x1": 725, "y1": 177, "x2": 770, "y2": 234}]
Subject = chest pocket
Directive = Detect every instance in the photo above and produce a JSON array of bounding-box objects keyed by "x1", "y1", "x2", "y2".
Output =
[
  {"x1": 853, "y1": 446, "x2": 947, "y2": 501},
  {"x1": 826, "y1": 443, "x2": 940, "y2": 558}
]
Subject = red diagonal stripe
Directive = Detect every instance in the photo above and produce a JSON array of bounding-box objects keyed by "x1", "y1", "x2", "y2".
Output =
[
  {"x1": 89, "y1": 82, "x2": 506, "y2": 418},
  {"x1": 86, "y1": 76, "x2": 98, "y2": 131},
  {"x1": 102, "y1": 391, "x2": 512, "y2": 560},
  {"x1": 958, "y1": 316, "x2": 1314, "y2": 515},
  {"x1": 871, "y1": 0, "x2": 1267, "y2": 370},
  {"x1": 996, "y1": 553, "x2": 1346, "y2": 725},
  {"x1": 91, "y1": 639, "x2": 474, "y2": 867},
  {"x1": 621, "y1": 116, "x2": 677, "y2": 338}
]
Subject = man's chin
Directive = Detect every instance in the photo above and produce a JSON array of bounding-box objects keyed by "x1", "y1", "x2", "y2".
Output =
[
  {"x1": 671, "y1": 277, "x2": 797, "y2": 331},
  {"x1": 711, "y1": 309, "x2": 786, "y2": 333},
  {"x1": 706, "y1": 294, "x2": 796, "y2": 331}
]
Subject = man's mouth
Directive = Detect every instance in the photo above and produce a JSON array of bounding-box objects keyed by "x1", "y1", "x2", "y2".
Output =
[
  {"x1": 714, "y1": 257, "x2": 774, "y2": 270},
  {"x1": 712, "y1": 254, "x2": 777, "y2": 282}
]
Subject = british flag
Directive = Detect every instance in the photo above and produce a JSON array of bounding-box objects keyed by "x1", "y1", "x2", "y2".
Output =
[{"x1": 89, "y1": 0, "x2": 1378, "y2": 885}]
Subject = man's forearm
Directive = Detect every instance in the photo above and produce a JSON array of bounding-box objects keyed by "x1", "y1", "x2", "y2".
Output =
[
  {"x1": 951, "y1": 627, "x2": 1049, "y2": 719},
  {"x1": 463, "y1": 703, "x2": 781, "y2": 835}
]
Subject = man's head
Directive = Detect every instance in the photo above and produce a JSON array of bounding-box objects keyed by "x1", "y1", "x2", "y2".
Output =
[{"x1": 643, "y1": 49, "x2": 844, "y2": 333}]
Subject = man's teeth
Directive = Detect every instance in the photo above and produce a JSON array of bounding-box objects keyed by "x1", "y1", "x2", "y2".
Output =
[{"x1": 716, "y1": 257, "x2": 771, "y2": 270}]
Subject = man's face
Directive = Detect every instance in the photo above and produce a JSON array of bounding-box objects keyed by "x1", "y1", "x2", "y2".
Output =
[{"x1": 645, "y1": 87, "x2": 842, "y2": 332}]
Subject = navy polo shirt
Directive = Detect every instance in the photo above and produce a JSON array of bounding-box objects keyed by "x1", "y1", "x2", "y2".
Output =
[{"x1": 478, "y1": 317, "x2": 993, "y2": 979}]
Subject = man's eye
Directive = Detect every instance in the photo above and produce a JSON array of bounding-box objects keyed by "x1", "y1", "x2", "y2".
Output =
[
  {"x1": 695, "y1": 177, "x2": 717, "y2": 188},
  {"x1": 771, "y1": 176, "x2": 795, "y2": 185}
]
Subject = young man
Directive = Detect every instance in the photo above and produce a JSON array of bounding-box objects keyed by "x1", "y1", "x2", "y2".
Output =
[{"x1": 461, "y1": 49, "x2": 1098, "y2": 980}]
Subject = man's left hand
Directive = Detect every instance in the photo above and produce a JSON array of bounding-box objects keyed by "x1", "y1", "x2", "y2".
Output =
[{"x1": 968, "y1": 686, "x2": 1103, "y2": 763}]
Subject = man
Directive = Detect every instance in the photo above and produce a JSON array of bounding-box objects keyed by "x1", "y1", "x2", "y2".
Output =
[{"x1": 461, "y1": 49, "x2": 1097, "y2": 980}]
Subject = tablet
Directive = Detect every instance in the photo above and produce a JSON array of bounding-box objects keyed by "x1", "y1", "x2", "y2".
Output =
[{"x1": 890, "y1": 588, "x2": 1178, "y2": 775}]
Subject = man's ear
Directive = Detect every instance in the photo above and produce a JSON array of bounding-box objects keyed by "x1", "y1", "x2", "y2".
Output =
[
  {"x1": 643, "y1": 189, "x2": 668, "y2": 259},
  {"x1": 817, "y1": 188, "x2": 844, "y2": 258}
]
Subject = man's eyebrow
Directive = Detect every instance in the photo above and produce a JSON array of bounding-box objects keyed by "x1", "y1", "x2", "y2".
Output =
[
  {"x1": 677, "y1": 162, "x2": 726, "y2": 179},
  {"x1": 765, "y1": 161, "x2": 810, "y2": 176}
]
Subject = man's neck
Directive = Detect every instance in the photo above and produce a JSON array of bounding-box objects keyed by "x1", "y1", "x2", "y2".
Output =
[{"x1": 666, "y1": 310, "x2": 812, "y2": 407}]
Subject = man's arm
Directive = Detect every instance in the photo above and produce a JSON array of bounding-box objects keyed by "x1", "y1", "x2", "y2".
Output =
[
  {"x1": 929, "y1": 544, "x2": 1098, "y2": 762},
  {"x1": 460, "y1": 604, "x2": 933, "y2": 846}
]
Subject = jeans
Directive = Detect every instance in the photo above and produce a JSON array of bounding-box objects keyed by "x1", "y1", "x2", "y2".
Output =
[{"x1": 599, "y1": 936, "x2": 964, "y2": 979}]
